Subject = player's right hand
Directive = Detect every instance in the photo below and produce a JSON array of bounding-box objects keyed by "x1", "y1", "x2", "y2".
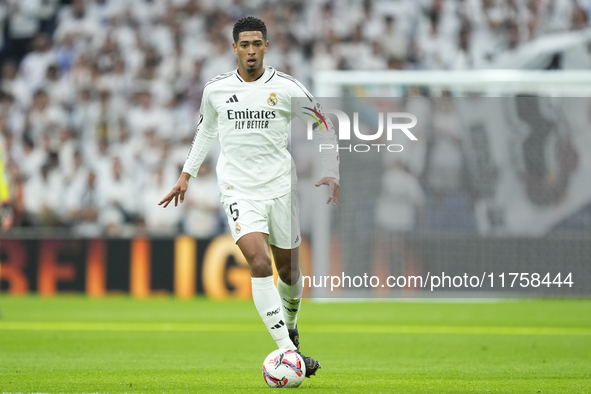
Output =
[{"x1": 158, "y1": 173, "x2": 190, "y2": 208}]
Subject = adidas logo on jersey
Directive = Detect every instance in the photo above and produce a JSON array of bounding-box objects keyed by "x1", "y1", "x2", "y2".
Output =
[{"x1": 226, "y1": 94, "x2": 239, "y2": 103}]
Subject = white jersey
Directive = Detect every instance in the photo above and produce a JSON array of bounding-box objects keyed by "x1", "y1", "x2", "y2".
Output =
[{"x1": 183, "y1": 66, "x2": 339, "y2": 201}]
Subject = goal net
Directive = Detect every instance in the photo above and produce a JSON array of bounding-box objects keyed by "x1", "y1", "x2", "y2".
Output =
[{"x1": 295, "y1": 70, "x2": 591, "y2": 299}]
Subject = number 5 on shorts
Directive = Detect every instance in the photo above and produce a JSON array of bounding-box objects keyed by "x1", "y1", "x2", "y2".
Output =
[{"x1": 230, "y1": 202, "x2": 239, "y2": 221}]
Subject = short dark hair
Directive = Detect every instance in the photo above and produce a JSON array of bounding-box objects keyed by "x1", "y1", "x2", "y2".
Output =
[{"x1": 233, "y1": 16, "x2": 267, "y2": 43}]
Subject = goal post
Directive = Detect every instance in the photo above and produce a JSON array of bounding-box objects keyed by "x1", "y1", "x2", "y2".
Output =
[{"x1": 314, "y1": 70, "x2": 591, "y2": 96}]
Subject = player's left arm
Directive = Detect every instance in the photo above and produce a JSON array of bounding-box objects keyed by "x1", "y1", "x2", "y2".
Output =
[{"x1": 292, "y1": 86, "x2": 340, "y2": 205}]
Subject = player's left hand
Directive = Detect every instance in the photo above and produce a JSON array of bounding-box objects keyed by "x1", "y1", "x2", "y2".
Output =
[{"x1": 315, "y1": 177, "x2": 340, "y2": 206}]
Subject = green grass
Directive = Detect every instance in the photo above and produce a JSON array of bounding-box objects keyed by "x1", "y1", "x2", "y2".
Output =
[{"x1": 0, "y1": 296, "x2": 590, "y2": 393}]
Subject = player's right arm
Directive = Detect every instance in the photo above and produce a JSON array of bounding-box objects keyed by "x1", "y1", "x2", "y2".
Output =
[{"x1": 159, "y1": 86, "x2": 218, "y2": 208}]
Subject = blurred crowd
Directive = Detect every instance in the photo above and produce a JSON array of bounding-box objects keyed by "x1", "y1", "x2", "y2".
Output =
[{"x1": 0, "y1": 0, "x2": 590, "y2": 236}]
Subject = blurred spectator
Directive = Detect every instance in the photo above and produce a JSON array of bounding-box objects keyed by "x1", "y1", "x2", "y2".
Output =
[
  {"x1": 1, "y1": 0, "x2": 42, "y2": 66},
  {"x1": 25, "y1": 89, "x2": 66, "y2": 145},
  {"x1": 0, "y1": 0, "x2": 588, "y2": 236},
  {"x1": 97, "y1": 156, "x2": 137, "y2": 235},
  {"x1": 449, "y1": 25, "x2": 477, "y2": 69},
  {"x1": 70, "y1": 87, "x2": 95, "y2": 142},
  {"x1": 67, "y1": 171, "x2": 100, "y2": 236},
  {"x1": 0, "y1": 62, "x2": 31, "y2": 108},
  {"x1": 264, "y1": 33, "x2": 308, "y2": 81},
  {"x1": 185, "y1": 60, "x2": 205, "y2": 112},
  {"x1": 425, "y1": 95, "x2": 464, "y2": 195},
  {"x1": 161, "y1": 93, "x2": 194, "y2": 140},
  {"x1": 201, "y1": 36, "x2": 235, "y2": 81},
  {"x1": 182, "y1": 160, "x2": 221, "y2": 238},
  {"x1": 417, "y1": 8, "x2": 450, "y2": 69},
  {"x1": 97, "y1": 58, "x2": 131, "y2": 98},
  {"x1": 24, "y1": 160, "x2": 65, "y2": 227},
  {"x1": 466, "y1": 0, "x2": 506, "y2": 64},
  {"x1": 54, "y1": 0, "x2": 101, "y2": 47},
  {"x1": 87, "y1": 0, "x2": 122, "y2": 28},
  {"x1": 129, "y1": 0, "x2": 167, "y2": 28},
  {"x1": 19, "y1": 137, "x2": 46, "y2": 181},
  {"x1": 63, "y1": 150, "x2": 89, "y2": 192},
  {"x1": 95, "y1": 35, "x2": 121, "y2": 73},
  {"x1": 311, "y1": 41, "x2": 339, "y2": 71},
  {"x1": 43, "y1": 64, "x2": 75, "y2": 106},
  {"x1": 380, "y1": 16, "x2": 408, "y2": 62},
  {"x1": 403, "y1": 87, "x2": 431, "y2": 176},
  {"x1": 142, "y1": 167, "x2": 182, "y2": 235},
  {"x1": 0, "y1": 91, "x2": 25, "y2": 141},
  {"x1": 337, "y1": 25, "x2": 372, "y2": 70},
  {"x1": 135, "y1": 64, "x2": 173, "y2": 106},
  {"x1": 365, "y1": 41, "x2": 388, "y2": 70},
  {"x1": 0, "y1": 3, "x2": 6, "y2": 55},
  {"x1": 110, "y1": 122, "x2": 139, "y2": 176},
  {"x1": 572, "y1": 6, "x2": 590, "y2": 31},
  {"x1": 126, "y1": 91, "x2": 166, "y2": 137},
  {"x1": 20, "y1": 34, "x2": 56, "y2": 90},
  {"x1": 542, "y1": 0, "x2": 577, "y2": 33},
  {"x1": 375, "y1": 157, "x2": 425, "y2": 233},
  {"x1": 87, "y1": 90, "x2": 120, "y2": 143},
  {"x1": 38, "y1": 0, "x2": 59, "y2": 36},
  {"x1": 54, "y1": 33, "x2": 77, "y2": 74}
]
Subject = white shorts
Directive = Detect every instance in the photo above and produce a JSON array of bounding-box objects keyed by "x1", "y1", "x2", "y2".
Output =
[{"x1": 222, "y1": 190, "x2": 301, "y2": 250}]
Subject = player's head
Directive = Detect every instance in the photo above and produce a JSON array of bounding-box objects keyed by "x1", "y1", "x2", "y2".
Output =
[
  {"x1": 233, "y1": 16, "x2": 267, "y2": 43},
  {"x1": 232, "y1": 16, "x2": 268, "y2": 75}
]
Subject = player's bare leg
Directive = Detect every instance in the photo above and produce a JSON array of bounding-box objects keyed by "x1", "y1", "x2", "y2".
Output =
[
  {"x1": 272, "y1": 245, "x2": 300, "y2": 284},
  {"x1": 237, "y1": 232, "x2": 296, "y2": 351}
]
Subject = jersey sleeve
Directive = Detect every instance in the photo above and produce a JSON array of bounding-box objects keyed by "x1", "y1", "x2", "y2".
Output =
[
  {"x1": 290, "y1": 83, "x2": 340, "y2": 182},
  {"x1": 182, "y1": 86, "x2": 218, "y2": 177}
]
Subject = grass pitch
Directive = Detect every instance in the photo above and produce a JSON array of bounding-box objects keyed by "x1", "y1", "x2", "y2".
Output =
[{"x1": 0, "y1": 296, "x2": 590, "y2": 393}]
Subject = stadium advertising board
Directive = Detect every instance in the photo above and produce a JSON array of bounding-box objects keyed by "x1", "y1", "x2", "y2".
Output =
[
  {"x1": 0, "y1": 236, "x2": 311, "y2": 298},
  {"x1": 1, "y1": 234, "x2": 589, "y2": 297}
]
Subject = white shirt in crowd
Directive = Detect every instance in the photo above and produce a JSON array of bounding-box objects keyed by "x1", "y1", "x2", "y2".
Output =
[
  {"x1": 183, "y1": 168, "x2": 221, "y2": 238},
  {"x1": 375, "y1": 161, "x2": 425, "y2": 233}
]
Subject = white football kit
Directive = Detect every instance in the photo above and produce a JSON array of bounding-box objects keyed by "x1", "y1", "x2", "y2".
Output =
[{"x1": 183, "y1": 66, "x2": 339, "y2": 248}]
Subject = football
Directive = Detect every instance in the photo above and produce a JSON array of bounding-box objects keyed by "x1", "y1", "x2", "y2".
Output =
[{"x1": 262, "y1": 349, "x2": 306, "y2": 388}]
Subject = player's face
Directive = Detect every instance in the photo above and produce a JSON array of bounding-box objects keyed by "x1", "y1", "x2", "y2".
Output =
[{"x1": 233, "y1": 31, "x2": 268, "y2": 75}]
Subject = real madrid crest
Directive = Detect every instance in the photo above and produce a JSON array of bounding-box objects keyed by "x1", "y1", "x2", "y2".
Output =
[
  {"x1": 235, "y1": 222, "x2": 241, "y2": 234},
  {"x1": 267, "y1": 92, "x2": 278, "y2": 106}
]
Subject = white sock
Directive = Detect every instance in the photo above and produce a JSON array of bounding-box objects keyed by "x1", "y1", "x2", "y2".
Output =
[
  {"x1": 277, "y1": 271, "x2": 303, "y2": 330},
  {"x1": 252, "y1": 276, "x2": 297, "y2": 351}
]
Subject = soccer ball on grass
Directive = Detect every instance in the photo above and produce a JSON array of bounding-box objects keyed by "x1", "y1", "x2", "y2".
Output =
[{"x1": 262, "y1": 349, "x2": 305, "y2": 388}]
